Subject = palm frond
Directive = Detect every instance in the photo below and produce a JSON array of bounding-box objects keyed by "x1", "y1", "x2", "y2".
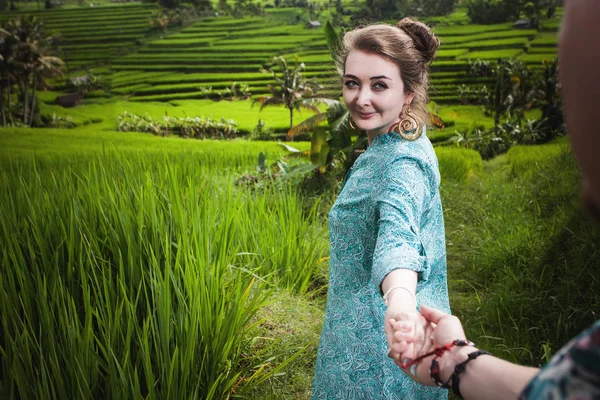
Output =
[
  {"x1": 296, "y1": 102, "x2": 320, "y2": 113},
  {"x1": 329, "y1": 110, "x2": 350, "y2": 132},
  {"x1": 287, "y1": 112, "x2": 329, "y2": 138},
  {"x1": 325, "y1": 21, "x2": 340, "y2": 58},
  {"x1": 253, "y1": 96, "x2": 285, "y2": 110},
  {"x1": 296, "y1": 97, "x2": 342, "y2": 109}
]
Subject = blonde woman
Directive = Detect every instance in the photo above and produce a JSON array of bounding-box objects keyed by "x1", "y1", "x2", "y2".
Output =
[{"x1": 311, "y1": 18, "x2": 449, "y2": 399}]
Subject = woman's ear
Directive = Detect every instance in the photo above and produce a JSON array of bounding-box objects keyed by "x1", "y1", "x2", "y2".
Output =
[{"x1": 404, "y1": 92, "x2": 416, "y2": 106}]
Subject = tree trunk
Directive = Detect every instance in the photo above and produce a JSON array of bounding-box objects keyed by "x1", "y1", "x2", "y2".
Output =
[
  {"x1": 0, "y1": 91, "x2": 5, "y2": 128},
  {"x1": 288, "y1": 107, "x2": 294, "y2": 141},
  {"x1": 7, "y1": 78, "x2": 11, "y2": 109},
  {"x1": 23, "y1": 80, "x2": 29, "y2": 125},
  {"x1": 6, "y1": 82, "x2": 12, "y2": 126},
  {"x1": 0, "y1": 77, "x2": 5, "y2": 127},
  {"x1": 29, "y1": 93, "x2": 35, "y2": 126},
  {"x1": 29, "y1": 73, "x2": 36, "y2": 126}
]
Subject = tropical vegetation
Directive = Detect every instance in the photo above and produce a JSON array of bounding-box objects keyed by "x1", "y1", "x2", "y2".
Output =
[{"x1": 0, "y1": 2, "x2": 597, "y2": 399}]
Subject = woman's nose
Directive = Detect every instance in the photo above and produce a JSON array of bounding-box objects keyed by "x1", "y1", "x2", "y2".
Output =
[{"x1": 356, "y1": 88, "x2": 371, "y2": 105}]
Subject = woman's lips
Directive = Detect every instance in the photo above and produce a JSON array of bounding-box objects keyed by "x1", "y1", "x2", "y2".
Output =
[{"x1": 358, "y1": 112, "x2": 375, "y2": 119}]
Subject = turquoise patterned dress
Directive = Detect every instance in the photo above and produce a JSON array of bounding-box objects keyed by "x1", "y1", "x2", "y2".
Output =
[{"x1": 311, "y1": 129, "x2": 450, "y2": 399}]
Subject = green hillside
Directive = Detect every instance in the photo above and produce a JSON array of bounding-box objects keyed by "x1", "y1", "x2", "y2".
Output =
[{"x1": 0, "y1": 3, "x2": 560, "y2": 105}]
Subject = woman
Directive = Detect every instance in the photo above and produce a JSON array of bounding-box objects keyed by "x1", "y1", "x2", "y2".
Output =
[
  {"x1": 311, "y1": 18, "x2": 449, "y2": 399},
  {"x1": 389, "y1": 1, "x2": 600, "y2": 398}
]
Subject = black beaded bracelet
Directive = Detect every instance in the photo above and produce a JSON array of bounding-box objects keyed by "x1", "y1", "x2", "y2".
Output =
[
  {"x1": 449, "y1": 350, "x2": 491, "y2": 398},
  {"x1": 429, "y1": 340, "x2": 476, "y2": 387}
]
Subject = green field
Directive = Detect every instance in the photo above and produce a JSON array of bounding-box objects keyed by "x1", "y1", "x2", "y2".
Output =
[
  {"x1": 1, "y1": 3, "x2": 595, "y2": 399},
  {"x1": 0, "y1": 2, "x2": 559, "y2": 103},
  {"x1": 2, "y1": 127, "x2": 598, "y2": 398}
]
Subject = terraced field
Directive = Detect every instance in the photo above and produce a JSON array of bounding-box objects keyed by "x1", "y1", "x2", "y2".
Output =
[
  {"x1": 107, "y1": 9, "x2": 559, "y2": 104},
  {"x1": 0, "y1": 4, "x2": 559, "y2": 105},
  {"x1": 108, "y1": 14, "x2": 337, "y2": 101},
  {"x1": 0, "y1": 3, "x2": 158, "y2": 69}
]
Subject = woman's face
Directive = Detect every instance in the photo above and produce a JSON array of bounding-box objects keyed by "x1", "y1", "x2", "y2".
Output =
[{"x1": 343, "y1": 50, "x2": 415, "y2": 139}]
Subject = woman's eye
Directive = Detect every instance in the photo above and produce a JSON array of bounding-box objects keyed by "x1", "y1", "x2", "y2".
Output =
[
  {"x1": 373, "y1": 82, "x2": 388, "y2": 90},
  {"x1": 344, "y1": 81, "x2": 358, "y2": 89}
]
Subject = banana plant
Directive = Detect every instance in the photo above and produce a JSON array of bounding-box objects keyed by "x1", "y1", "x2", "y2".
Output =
[
  {"x1": 280, "y1": 21, "x2": 364, "y2": 176},
  {"x1": 286, "y1": 96, "x2": 366, "y2": 176},
  {"x1": 254, "y1": 55, "x2": 322, "y2": 131}
]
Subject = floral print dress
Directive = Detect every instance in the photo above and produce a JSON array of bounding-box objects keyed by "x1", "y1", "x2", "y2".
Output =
[{"x1": 311, "y1": 129, "x2": 450, "y2": 399}]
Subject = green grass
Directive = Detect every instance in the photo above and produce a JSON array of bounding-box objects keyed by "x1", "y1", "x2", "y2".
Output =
[
  {"x1": 37, "y1": 99, "x2": 301, "y2": 133},
  {"x1": 451, "y1": 141, "x2": 600, "y2": 365},
  {"x1": 0, "y1": 126, "x2": 305, "y2": 160},
  {"x1": 431, "y1": 104, "x2": 494, "y2": 131},
  {"x1": 459, "y1": 49, "x2": 524, "y2": 59},
  {"x1": 438, "y1": 139, "x2": 600, "y2": 368},
  {"x1": 82, "y1": 5, "x2": 557, "y2": 105},
  {"x1": 518, "y1": 53, "x2": 558, "y2": 63},
  {"x1": 446, "y1": 37, "x2": 529, "y2": 50},
  {"x1": 0, "y1": 6, "x2": 579, "y2": 397},
  {"x1": 435, "y1": 146, "x2": 483, "y2": 182},
  {"x1": 433, "y1": 22, "x2": 514, "y2": 36},
  {"x1": 435, "y1": 48, "x2": 470, "y2": 59},
  {"x1": 0, "y1": 140, "x2": 326, "y2": 398},
  {"x1": 1, "y1": 3, "x2": 156, "y2": 68},
  {"x1": 440, "y1": 29, "x2": 537, "y2": 45},
  {"x1": 2, "y1": 127, "x2": 597, "y2": 399}
]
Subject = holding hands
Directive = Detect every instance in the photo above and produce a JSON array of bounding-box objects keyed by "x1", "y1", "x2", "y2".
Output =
[
  {"x1": 387, "y1": 305, "x2": 473, "y2": 386},
  {"x1": 386, "y1": 304, "x2": 541, "y2": 400}
]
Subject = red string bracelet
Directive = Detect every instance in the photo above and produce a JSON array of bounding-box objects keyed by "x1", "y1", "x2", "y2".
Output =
[{"x1": 399, "y1": 339, "x2": 475, "y2": 369}]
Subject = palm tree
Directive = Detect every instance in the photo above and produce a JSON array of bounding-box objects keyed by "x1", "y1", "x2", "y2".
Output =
[
  {"x1": 0, "y1": 25, "x2": 19, "y2": 126},
  {"x1": 4, "y1": 16, "x2": 64, "y2": 125},
  {"x1": 27, "y1": 54, "x2": 64, "y2": 125},
  {"x1": 254, "y1": 55, "x2": 322, "y2": 132},
  {"x1": 287, "y1": 97, "x2": 367, "y2": 174}
]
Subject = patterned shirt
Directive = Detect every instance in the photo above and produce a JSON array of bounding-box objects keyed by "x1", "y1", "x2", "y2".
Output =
[
  {"x1": 520, "y1": 320, "x2": 600, "y2": 399},
  {"x1": 311, "y1": 129, "x2": 450, "y2": 399}
]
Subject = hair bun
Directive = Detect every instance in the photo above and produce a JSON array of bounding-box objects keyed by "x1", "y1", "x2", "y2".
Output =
[{"x1": 397, "y1": 18, "x2": 440, "y2": 64}]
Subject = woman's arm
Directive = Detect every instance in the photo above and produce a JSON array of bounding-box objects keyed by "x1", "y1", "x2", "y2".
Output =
[
  {"x1": 381, "y1": 269, "x2": 423, "y2": 359},
  {"x1": 381, "y1": 268, "x2": 418, "y2": 306},
  {"x1": 375, "y1": 157, "x2": 433, "y2": 361}
]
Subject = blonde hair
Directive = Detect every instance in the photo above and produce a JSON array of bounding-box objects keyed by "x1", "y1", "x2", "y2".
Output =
[{"x1": 334, "y1": 18, "x2": 440, "y2": 125}]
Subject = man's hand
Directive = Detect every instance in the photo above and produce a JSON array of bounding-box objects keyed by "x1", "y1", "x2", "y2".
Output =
[{"x1": 389, "y1": 305, "x2": 468, "y2": 385}]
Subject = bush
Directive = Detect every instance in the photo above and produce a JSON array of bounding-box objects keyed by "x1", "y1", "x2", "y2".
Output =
[
  {"x1": 409, "y1": 0, "x2": 458, "y2": 17},
  {"x1": 464, "y1": 0, "x2": 521, "y2": 24},
  {"x1": 250, "y1": 119, "x2": 274, "y2": 140},
  {"x1": 116, "y1": 111, "x2": 239, "y2": 139},
  {"x1": 435, "y1": 146, "x2": 482, "y2": 182}
]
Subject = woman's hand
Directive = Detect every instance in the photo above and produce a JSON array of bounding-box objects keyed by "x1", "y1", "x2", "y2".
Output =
[
  {"x1": 384, "y1": 288, "x2": 427, "y2": 363},
  {"x1": 390, "y1": 305, "x2": 469, "y2": 385},
  {"x1": 385, "y1": 310, "x2": 425, "y2": 362}
]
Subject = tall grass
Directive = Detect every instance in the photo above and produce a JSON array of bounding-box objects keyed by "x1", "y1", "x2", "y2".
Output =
[
  {"x1": 0, "y1": 150, "x2": 327, "y2": 398},
  {"x1": 3, "y1": 127, "x2": 594, "y2": 398},
  {"x1": 443, "y1": 141, "x2": 600, "y2": 366},
  {"x1": 435, "y1": 146, "x2": 482, "y2": 182}
]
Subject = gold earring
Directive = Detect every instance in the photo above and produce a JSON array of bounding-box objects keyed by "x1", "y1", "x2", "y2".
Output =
[
  {"x1": 389, "y1": 106, "x2": 423, "y2": 141},
  {"x1": 349, "y1": 117, "x2": 357, "y2": 130}
]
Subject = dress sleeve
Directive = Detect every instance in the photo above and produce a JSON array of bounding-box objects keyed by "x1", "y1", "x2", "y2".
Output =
[{"x1": 371, "y1": 156, "x2": 432, "y2": 292}]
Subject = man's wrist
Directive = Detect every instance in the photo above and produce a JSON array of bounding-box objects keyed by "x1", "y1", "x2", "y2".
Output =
[{"x1": 439, "y1": 345, "x2": 479, "y2": 383}]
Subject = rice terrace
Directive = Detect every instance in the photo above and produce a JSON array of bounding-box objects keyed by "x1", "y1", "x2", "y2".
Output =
[{"x1": 0, "y1": 0, "x2": 598, "y2": 398}]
